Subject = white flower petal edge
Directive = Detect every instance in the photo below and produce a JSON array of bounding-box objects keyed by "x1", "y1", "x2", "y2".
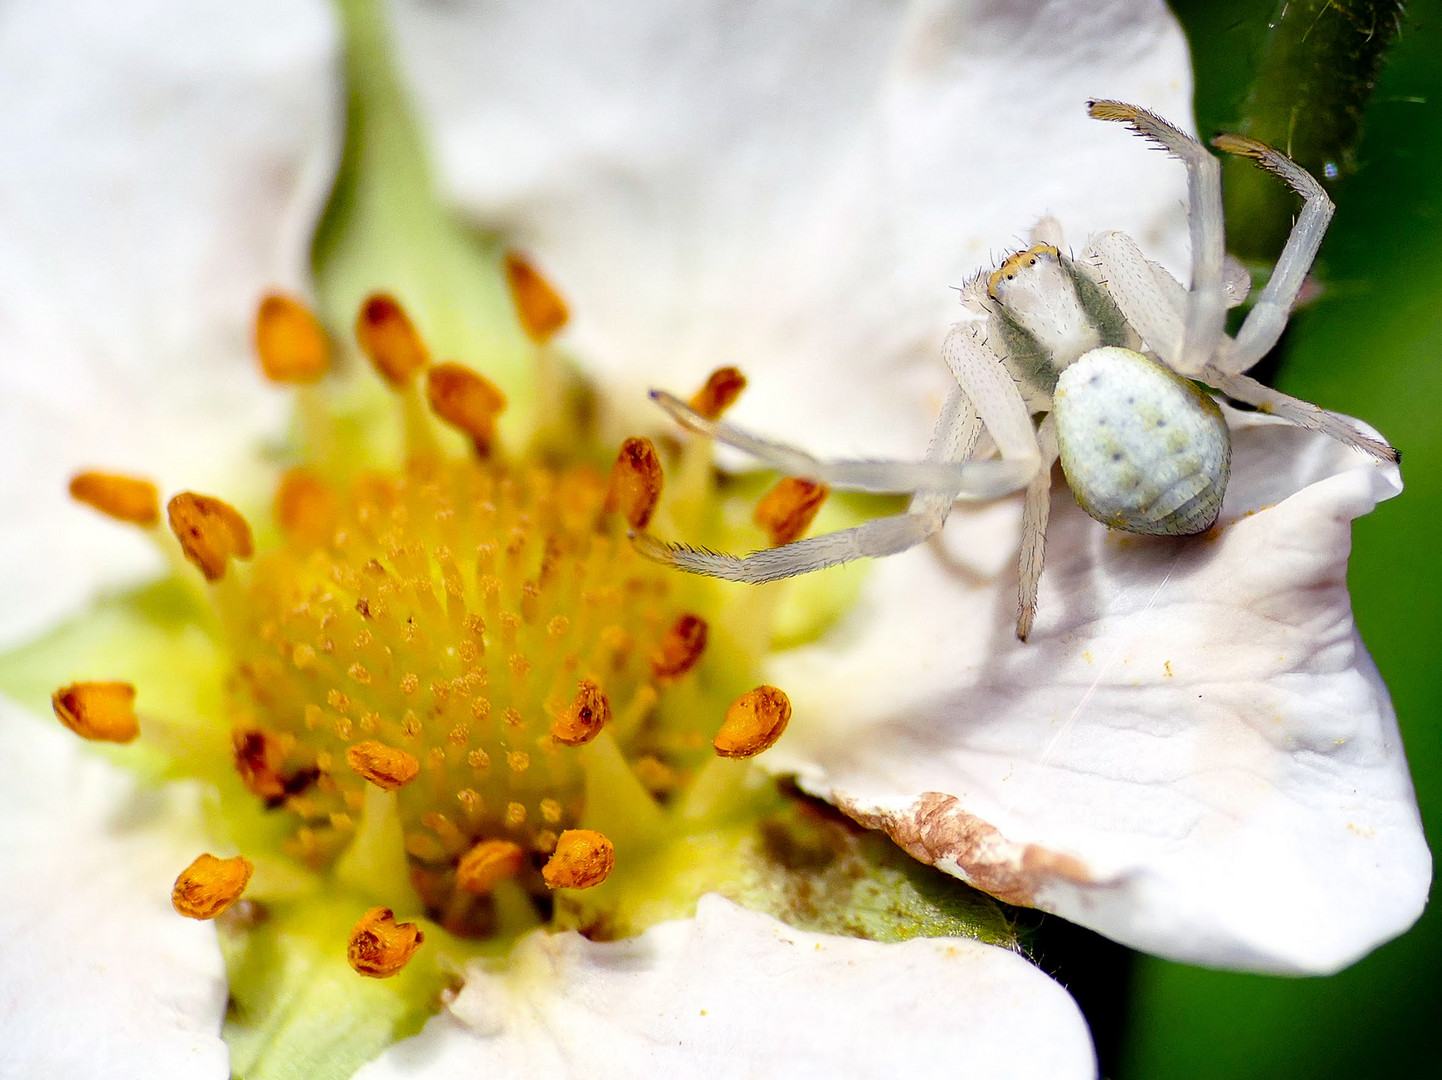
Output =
[
  {"x1": 0, "y1": 699, "x2": 228, "y2": 1079},
  {"x1": 385, "y1": 0, "x2": 1193, "y2": 455},
  {"x1": 0, "y1": 0, "x2": 342, "y2": 650},
  {"x1": 356, "y1": 893, "x2": 1096, "y2": 1080},
  {"x1": 766, "y1": 412, "x2": 1427, "y2": 974}
]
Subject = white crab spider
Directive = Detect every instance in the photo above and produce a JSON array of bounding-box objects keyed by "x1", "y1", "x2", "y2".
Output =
[{"x1": 637, "y1": 101, "x2": 1399, "y2": 640}]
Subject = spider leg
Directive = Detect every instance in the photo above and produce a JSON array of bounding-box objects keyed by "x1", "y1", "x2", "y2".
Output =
[
  {"x1": 649, "y1": 389, "x2": 1033, "y2": 497},
  {"x1": 1209, "y1": 373, "x2": 1399, "y2": 463},
  {"x1": 1209, "y1": 134, "x2": 1335, "y2": 375},
  {"x1": 636, "y1": 385, "x2": 984, "y2": 582},
  {"x1": 1088, "y1": 101, "x2": 1226, "y2": 377},
  {"x1": 1016, "y1": 416, "x2": 1060, "y2": 641},
  {"x1": 1084, "y1": 230, "x2": 1185, "y2": 366}
]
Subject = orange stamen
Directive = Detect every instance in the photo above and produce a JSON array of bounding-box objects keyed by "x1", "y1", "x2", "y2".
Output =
[
  {"x1": 753, "y1": 477, "x2": 829, "y2": 546},
  {"x1": 549, "y1": 678, "x2": 610, "y2": 746},
  {"x1": 68, "y1": 471, "x2": 160, "y2": 527},
  {"x1": 604, "y1": 437, "x2": 664, "y2": 530},
  {"x1": 254, "y1": 293, "x2": 329, "y2": 384},
  {"x1": 456, "y1": 839, "x2": 527, "y2": 894},
  {"x1": 425, "y1": 362, "x2": 508, "y2": 453},
  {"x1": 274, "y1": 468, "x2": 338, "y2": 547},
  {"x1": 171, "y1": 853, "x2": 254, "y2": 919},
  {"x1": 355, "y1": 293, "x2": 429, "y2": 387},
  {"x1": 650, "y1": 614, "x2": 708, "y2": 680},
  {"x1": 688, "y1": 366, "x2": 748, "y2": 421},
  {"x1": 346, "y1": 740, "x2": 420, "y2": 791},
  {"x1": 233, "y1": 728, "x2": 289, "y2": 802},
  {"x1": 503, "y1": 250, "x2": 569, "y2": 345},
  {"x1": 541, "y1": 829, "x2": 615, "y2": 890},
  {"x1": 167, "y1": 492, "x2": 254, "y2": 582},
  {"x1": 51, "y1": 681, "x2": 139, "y2": 743},
  {"x1": 714, "y1": 685, "x2": 792, "y2": 758},
  {"x1": 347, "y1": 907, "x2": 425, "y2": 978}
]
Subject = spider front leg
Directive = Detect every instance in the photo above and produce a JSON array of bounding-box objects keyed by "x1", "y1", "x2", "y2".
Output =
[
  {"x1": 634, "y1": 384, "x2": 987, "y2": 582},
  {"x1": 638, "y1": 321, "x2": 1041, "y2": 584},
  {"x1": 1017, "y1": 416, "x2": 1060, "y2": 642},
  {"x1": 1088, "y1": 100, "x2": 1227, "y2": 377}
]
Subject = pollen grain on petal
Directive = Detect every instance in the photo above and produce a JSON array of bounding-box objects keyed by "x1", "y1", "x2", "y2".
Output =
[
  {"x1": 714, "y1": 685, "x2": 791, "y2": 759},
  {"x1": 426, "y1": 362, "x2": 508, "y2": 453},
  {"x1": 255, "y1": 292, "x2": 329, "y2": 384},
  {"x1": 503, "y1": 250, "x2": 569, "y2": 345},
  {"x1": 688, "y1": 366, "x2": 748, "y2": 421},
  {"x1": 456, "y1": 839, "x2": 527, "y2": 894},
  {"x1": 172, "y1": 853, "x2": 254, "y2": 920},
  {"x1": 754, "y1": 477, "x2": 830, "y2": 546},
  {"x1": 68, "y1": 471, "x2": 161, "y2": 527},
  {"x1": 51, "y1": 681, "x2": 139, "y2": 743},
  {"x1": 346, "y1": 740, "x2": 420, "y2": 791},
  {"x1": 168, "y1": 492, "x2": 254, "y2": 582},
  {"x1": 550, "y1": 678, "x2": 610, "y2": 746},
  {"x1": 604, "y1": 437, "x2": 664, "y2": 529},
  {"x1": 356, "y1": 292, "x2": 429, "y2": 387},
  {"x1": 650, "y1": 614, "x2": 708, "y2": 680},
  {"x1": 541, "y1": 829, "x2": 615, "y2": 889},
  {"x1": 347, "y1": 906, "x2": 425, "y2": 978}
]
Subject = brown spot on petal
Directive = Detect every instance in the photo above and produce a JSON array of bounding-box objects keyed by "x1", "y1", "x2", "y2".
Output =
[{"x1": 842, "y1": 791, "x2": 1091, "y2": 907}]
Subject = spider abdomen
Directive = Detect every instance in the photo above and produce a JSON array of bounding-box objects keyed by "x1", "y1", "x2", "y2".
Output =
[{"x1": 1053, "y1": 346, "x2": 1231, "y2": 536}]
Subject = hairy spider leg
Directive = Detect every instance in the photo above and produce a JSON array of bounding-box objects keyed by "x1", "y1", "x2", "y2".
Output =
[
  {"x1": 1209, "y1": 133, "x2": 1335, "y2": 375},
  {"x1": 1087, "y1": 100, "x2": 1227, "y2": 377},
  {"x1": 634, "y1": 384, "x2": 986, "y2": 582},
  {"x1": 1017, "y1": 416, "x2": 1061, "y2": 641}
]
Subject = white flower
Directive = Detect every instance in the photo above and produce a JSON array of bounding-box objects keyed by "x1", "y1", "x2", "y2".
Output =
[
  {"x1": 0, "y1": 2, "x2": 1422, "y2": 1080},
  {"x1": 387, "y1": 0, "x2": 1428, "y2": 976}
]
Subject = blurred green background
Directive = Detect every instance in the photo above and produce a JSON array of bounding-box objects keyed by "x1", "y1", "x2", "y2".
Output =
[{"x1": 1120, "y1": 1, "x2": 1442, "y2": 1076}]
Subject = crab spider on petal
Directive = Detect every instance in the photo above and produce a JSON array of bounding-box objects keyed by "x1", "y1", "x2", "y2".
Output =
[{"x1": 638, "y1": 100, "x2": 1399, "y2": 640}]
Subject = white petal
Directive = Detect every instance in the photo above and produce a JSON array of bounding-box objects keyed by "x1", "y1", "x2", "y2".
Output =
[
  {"x1": 387, "y1": 0, "x2": 1192, "y2": 451},
  {"x1": 0, "y1": 0, "x2": 342, "y2": 649},
  {"x1": 356, "y1": 893, "x2": 1095, "y2": 1080},
  {"x1": 767, "y1": 413, "x2": 1427, "y2": 974},
  {"x1": 0, "y1": 699, "x2": 229, "y2": 1079}
]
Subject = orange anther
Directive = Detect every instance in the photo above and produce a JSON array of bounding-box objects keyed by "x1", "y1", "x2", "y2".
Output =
[
  {"x1": 753, "y1": 477, "x2": 830, "y2": 546},
  {"x1": 425, "y1": 362, "x2": 508, "y2": 453},
  {"x1": 355, "y1": 292, "x2": 429, "y2": 387},
  {"x1": 456, "y1": 839, "x2": 527, "y2": 894},
  {"x1": 167, "y1": 492, "x2": 254, "y2": 582},
  {"x1": 51, "y1": 681, "x2": 139, "y2": 743},
  {"x1": 503, "y1": 250, "x2": 569, "y2": 345},
  {"x1": 604, "y1": 437, "x2": 664, "y2": 530},
  {"x1": 254, "y1": 293, "x2": 329, "y2": 384},
  {"x1": 688, "y1": 367, "x2": 748, "y2": 421},
  {"x1": 274, "y1": 468, "x2": 338, "y2": 547},
  {"x1": 714, "y1": 685, "x2": 792, "y2": 759},
  {"x1": 233, "y1": 728, "x2": 288, "y2": 802},
  {"x1": 347, "y1": 906, "x2": 425, "y2": 978},
  {"x1": 650, "y1": 614, "x2": 708, "y2": 680},
  {"x1": 346, "y1": 740, "x2": 420, "y2": 791},
  {"x1": 171, "y1": 853, "x2": 254, "y2": 920},
  {"x1": 68, "y1": 472, "x2": 160, "y2": 527},
  {"x1": 541, "y1": 829, "x2": 615, "y2": 890},
  {"x1": 550, "y1": 679, "x2": 610, "y2": 746}
]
